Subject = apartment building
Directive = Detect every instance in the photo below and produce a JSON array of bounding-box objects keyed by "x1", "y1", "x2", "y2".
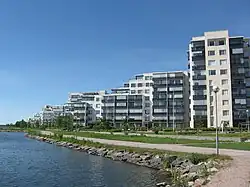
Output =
[
  {"x1": 152, "y1": 71, "x2": 190, "y2": 128},
  {"x1": 68, "y1": 90, "x2": 106, "y2": 119},
  {"x1": 65, "y1": 102, "x2": 95, "y2": 125},
  {"x1": 102, "y1": 88, "x2": 149, "y2": 128},
  {"x1": 189, "y1": 30, "x2": 250, "y2": 128},
  {"x1": 40, "y1": 105, "x2": 66, "y2": 124}
]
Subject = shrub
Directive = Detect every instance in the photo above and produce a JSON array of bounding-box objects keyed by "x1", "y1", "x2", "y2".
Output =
[{"x1": 187, "y1": 153, "x2": 209, "y2": 165}]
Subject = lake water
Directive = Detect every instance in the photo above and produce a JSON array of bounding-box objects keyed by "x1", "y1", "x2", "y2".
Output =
[{"x1": 0, "y1": 132, "x2": 168, "y2": 187}]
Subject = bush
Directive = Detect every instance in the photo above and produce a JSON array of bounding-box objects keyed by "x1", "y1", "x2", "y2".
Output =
[
  {"x1": 187, "y1": 153, "x2": 209, "y2": 165},
  {"x1": 109, "y1": 129, "x2": 122, "y2": 132},
  {"x1": 163, "y1": 128, "x2": 174, "y2": 132}
]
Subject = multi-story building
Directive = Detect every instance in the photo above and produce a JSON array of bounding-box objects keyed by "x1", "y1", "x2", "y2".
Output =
[
  {"x1": 102, "y1": 88, "x2": 149, "y2": 128},
  {"x1": 40, "y1": 105, "x2": 65, "y2": 124},
  {"x1": 152, "y1": 71, "x2": 190, "y2": 128},
  {"x1": 65, "y1": 102, "x2": 95, "y2": 126},
  {"x1": 68, "y1": 90, "x2": 106, "y2": 119},
  {"x1": 189, "y1": 30, "x2": 250, "y2": 128}
]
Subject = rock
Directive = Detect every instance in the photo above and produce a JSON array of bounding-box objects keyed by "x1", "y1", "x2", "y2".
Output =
[
  {"x1": 194, "y1": 178, "x2": 206, "y2": 186},
  {"x1": 164, "y1": 155, "x2": 177, "y2": 164},
  {"x1": 189, "y1": 163, "x2": 206, "y2": 174},
  {"x1": 186, "y1": 172, "x2": 199, "y2": 181},
  {"x1": 207, "y1": 167, "x2": 218, "y2": 173},
  {"x1": 188, "y1": 181, "x2": 194, "y2": 187},
  {"x1": 149, "y1": 157, "x2": 162, "y2": 169},
  {"x1": 171, "y1": 157, "x2": 184, "y2": 167},
  {"x1": 156, "y1": 182, "x2": 166, "y2": 186},
  {"x1": 140, "y1": 154, "x2": 152, "y2": 161}
]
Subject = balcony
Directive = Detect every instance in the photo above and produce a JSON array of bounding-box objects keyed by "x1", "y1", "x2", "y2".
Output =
[
  {"x1": 191, "y1": 46, "x2": 205, "y2": 52},
  {"x1": 193, "y1": 85, "x2": 207, "y2": 90},
  {"x1": 193, "y1": 95, "x2": 207, "y2": 100},
  {"x1": 192, "y1": 65, "x2": 206, "y2": 71},
  {"x1": 192, "y1": 75, "x2": 206, "y2": 80}
]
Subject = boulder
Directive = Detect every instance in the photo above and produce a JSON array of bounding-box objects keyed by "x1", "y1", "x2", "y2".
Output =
[
  {"x1": 140, "y1": 154, "x2": 152, "y2": 161},
  {"x1": 171, "y1": 157, "x2": 185, "y2": 167},
  {"x1": 207, "y1": 167, "x2": 218, "y2": 173},
  {"x1": 149, "y1": 156, "x2": 162, "y2": 169},
  {"x1": 194, "y1": 178, "x2": 206, "y2": 186},
  {"x1": 189, "y1": 163, "x2": 206, "y2": 174},
  {"x1": 188, "y1": 181, "x2": 194, "y2": 187}
]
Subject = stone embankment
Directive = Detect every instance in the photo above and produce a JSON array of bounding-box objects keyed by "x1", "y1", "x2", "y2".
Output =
[{"x1": 26, "y1": 134, "x2": 224, "y2": 187}]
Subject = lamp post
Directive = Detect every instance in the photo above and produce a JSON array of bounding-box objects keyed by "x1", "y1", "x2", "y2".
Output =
[
  {"x1": 213, "y1": 86, "x2": 220, "y2": 155},
  {"x1": 247, "y1": 109, "x2": 249, "y2": 132}
]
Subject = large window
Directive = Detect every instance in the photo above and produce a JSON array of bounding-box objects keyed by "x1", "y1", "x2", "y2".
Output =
[
  {"x1": 209, "y1": 70, "x2": 216, "y2": 75},
  {"x1": 145, "y1": 89, "x2": 150, "y2": 94},
  {"x1": 220, "y1": 69, "x2": 228, "y2": 75},
  {"x1": 222, "y1": 100, "x2": 229, "y2": 105},
  {"x1": 221, "y1": 79, "x2": 228, "y2": 85},
  {"x1": 138, "y1": 83, "x2": 143, "y2": 87},
  {"x1": 222, "y1": 89, "x2": 228, "y2": 95},
  {"x1": 220, "y1": 59, "x2": 227, "y2": 65},
  {"x1": 208, "y1": 50, "x2": 215, "y2": 56},
  {"x1": 223, "y1": 110, "x2": 229, "y2": 116},
  {"x1": 131, "y1": 90, "x2": 136, "y2": 94},
  {"x1": 219, "y1": 40, "x2": 225, "y2": 45},
  {"x1": 219, "y1": 50, "x2": 226, "y2": 55},
  {"x1": 208, "y1": 60, "x2": 216, "y2": 66},
  {"x1": 146, "y1": 82, "x2": 150, "y2": 87},
  {"x1": 131, "y1": 83, "x2": 136, "y2": 87},
  {"x1": 208, "y1": 40, "x2": 215, "y2": 46}
]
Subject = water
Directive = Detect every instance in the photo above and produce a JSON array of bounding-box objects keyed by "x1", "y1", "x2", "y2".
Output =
[{"x1": 0, "y1": 132, "x2": 168, "y2": 187}]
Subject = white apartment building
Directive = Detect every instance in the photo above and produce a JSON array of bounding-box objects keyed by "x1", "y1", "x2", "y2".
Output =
[
  {"x1": 68, "y1": 90, "x2": 106, "y2": 119},
  {"x1": 189, "y1": 30, "x2": 250, "y2": 128}
]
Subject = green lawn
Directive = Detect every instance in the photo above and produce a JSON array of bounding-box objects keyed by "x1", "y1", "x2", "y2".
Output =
[
  {"x1": 52, "y1": 130, "x2": 230, "y2": 144},
  {"x1": 186, "y1": 142, "x2": 250, "y2": 151}
]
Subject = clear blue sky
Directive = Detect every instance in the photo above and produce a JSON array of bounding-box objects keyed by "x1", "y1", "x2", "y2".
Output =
[{"x1": 0, "y1": 0, "x2": 249, "y2": 124}]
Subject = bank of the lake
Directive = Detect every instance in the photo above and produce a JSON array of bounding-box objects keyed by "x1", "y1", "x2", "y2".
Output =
[
  {"x1": 0, "y1": 132, "x2": 170, "y2": 187},
  {"x1": 27, "y1": 132, "x2": 229, "y2": 187}
]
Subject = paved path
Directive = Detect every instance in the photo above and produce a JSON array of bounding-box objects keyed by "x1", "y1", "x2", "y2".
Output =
[{"x1": 41, "y1": 131, "x2": 250, "y2": 187}]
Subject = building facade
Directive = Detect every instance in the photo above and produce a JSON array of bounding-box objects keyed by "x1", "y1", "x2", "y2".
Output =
[
  {"x1": 189, "y1": 30, "x2": 250, "y2": 128},
  {"x1": 152, "y1": 71, "x2": 190, "y2": 128},
  {"x1": 68, "y1": 90, "x2": 106, "y2": 119}
]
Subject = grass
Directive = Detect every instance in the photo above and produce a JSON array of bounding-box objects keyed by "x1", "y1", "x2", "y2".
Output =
[
  {"x1": 51, "y1": 130, "x2": 230, "y2": 145},
  {"x1": 30, "y1": 130, "x2": 231, "y2": 161},
  {"x1": 186, "y1": 142, "x2": 250, "y2": 151}
]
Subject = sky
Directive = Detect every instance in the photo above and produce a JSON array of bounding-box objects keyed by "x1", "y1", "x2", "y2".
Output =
[{"x1": 0, "y1": 0, "x2": 250, "y2": 124}]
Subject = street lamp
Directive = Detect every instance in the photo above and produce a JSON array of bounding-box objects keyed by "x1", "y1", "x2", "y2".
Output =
[
  {"x1": 213, "y1": 86, "x2": 220, "y2": 155},
  {"x1": 247, "y1": 109, "x2": 249, "y2": 132}
]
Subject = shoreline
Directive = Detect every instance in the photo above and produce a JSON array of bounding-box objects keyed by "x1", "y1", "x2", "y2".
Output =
[{"x1": 25, "y1": 133, "x2": 224, "y2": 187}]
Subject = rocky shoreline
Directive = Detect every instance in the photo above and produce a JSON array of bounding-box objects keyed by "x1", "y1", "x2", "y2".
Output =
[{"x1": 26, "y1": 134, "x2": 223, "y2": 187}]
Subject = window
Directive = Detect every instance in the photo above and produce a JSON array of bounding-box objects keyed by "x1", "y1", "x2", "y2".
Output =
[
  {"x1": 219, "y1": 40, "x2": 225, "y2": 45},
  {"x1": 222, "y1": 100, "x2": 229, "y2": 105},
  {"x1": 150, "y1": 83, "x2": 153, "y2": 86},
  {"x1": 208, "y1": 40, "x2": 215, "y2": 46},
  {"x1": 138, "y1": 83, "x2": 143, "y2": 87},
  {"x1": 222, "y1": 89, "x2": 228, "y2": 95},
  {"x1": 223, "y1": 110, "x2": 229, "y2": 116},
  {"x1": 131, "y1": 83, "x2": 136, "y2": 87},
  {"x1": 96, "y1": 110, "x2": 100, "y2": 114},
  {"x1": 208, "y1": 60, "x2": 216, "y2": 66},
  {"x1": 96, "y1": 104, "x2": 100, "y2": 108},
  {"x1": 220, "y1": 69, "x2": 227, "y2": 75},
  {"x1": 145, "y1": 103, "x2": 150, "y2": 107},
  {"x1": 210, "y1": 106, "x2": 214, "y2": 116},
  {"x1": 209, "y1": 80, "x2": 213, "y2": 85},
  {"x1": 219, "y1": 50, "x2": 226, "y2": 55},
  {"x1": 146, "y1": 82, "x2": 150, "y2": 87},
  {"x1": 221, "y1": 79, "x2": 228, "y2": 85},
  {"x1": 96, "y1": 98, "x2": 100, "y2": 102},
  {"x1": 145, "y1": 76, "x2": 150, "y2": 80},
  {"x1": 145, "y1": 96, "x2": 150, "y2": 101},
  {"x1": 138, "y1": 90, "x2": 143, "y2": 94},
  {"x1": 220, "y1": 59, "x2": 227, "y2": 65},
  {"x1": 131, "y1": 90, "x2": 136, "y2": 94},
  {"x1": 209, "y1": 70, "x2": 216, "y2": 75},
  {"x1": 208, "y1": 50, "x2": 215, "y2": 56},
  {"x1": 238, "y1": 68, "x2": 245, "y2": 74},
  {"x1": 145, "y1": 89, "x2": 150, "y2": 94}
]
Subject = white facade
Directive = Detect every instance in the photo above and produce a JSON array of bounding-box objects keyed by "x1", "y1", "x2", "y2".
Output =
[{"x1": 68, "y1": 90, "x2": 106, "y2": 119}]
